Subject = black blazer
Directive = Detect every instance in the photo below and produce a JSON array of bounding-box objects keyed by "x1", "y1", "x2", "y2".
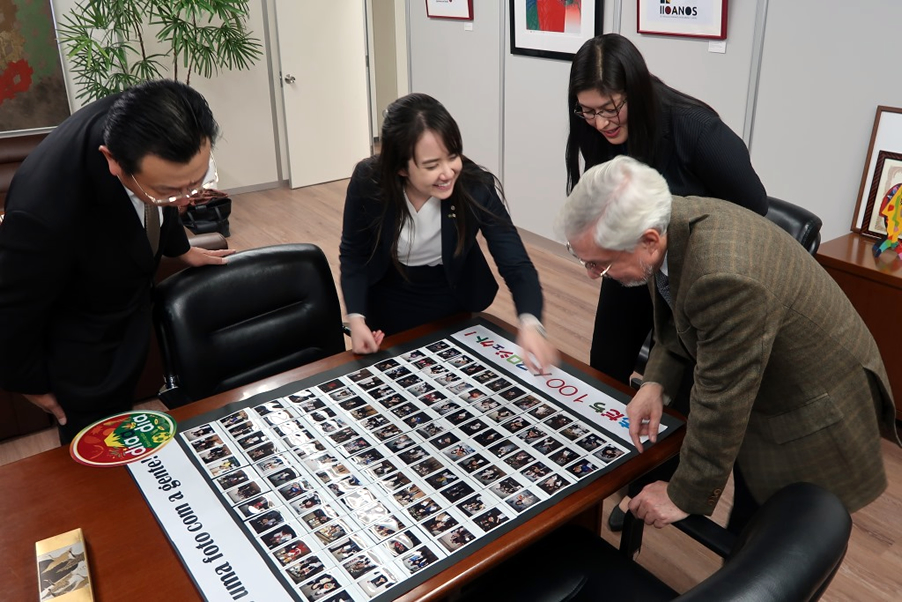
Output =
[
  {"x1": 340, "y1": 157, "x2": 543, "y2": 320},
  {"x1": 0, "y1": 93, "x2": 190, "y2": 409},
  {"x1": 651, "y1": 103, "x2": 767, "y2": 214},
  {"x1": 581, "y1": 102, "x2": 767, "y2": 214}
]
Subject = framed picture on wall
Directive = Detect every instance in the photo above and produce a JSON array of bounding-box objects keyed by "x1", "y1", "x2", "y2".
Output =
[
  {"x1": 425, "y1": 0, "x2": 474, "y2": 20},
  {"x1": 853, "y1": 106, "x2": 902, "y2": 237},
  {"x1": 0, "y1": 0, "x2": 70, "y2": 131},
  {"x1": 510, "y1": 0, "x2": 604, "y2": 61},
  {"x1": 637, "y1": 0, "x2": 727, "y2": 40}
]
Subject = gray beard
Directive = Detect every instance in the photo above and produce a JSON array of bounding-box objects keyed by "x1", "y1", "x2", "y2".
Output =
[{"x1": 617, "y1": 257, "x2": 655, "y2": 288}]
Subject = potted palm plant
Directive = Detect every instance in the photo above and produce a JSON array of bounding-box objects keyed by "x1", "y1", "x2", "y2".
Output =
[{"x1": 57, "y1": 0, "x2": 263, "y2": 102}]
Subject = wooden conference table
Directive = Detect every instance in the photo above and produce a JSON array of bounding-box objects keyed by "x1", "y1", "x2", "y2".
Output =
[{"x1": 0, "y1": 314, "x2": 684, "y2": 602}]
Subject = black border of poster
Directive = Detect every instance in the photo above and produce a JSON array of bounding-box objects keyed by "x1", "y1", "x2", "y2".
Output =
[{"x1": 172, "y1": 316, "x2": 682, "y2": 601}]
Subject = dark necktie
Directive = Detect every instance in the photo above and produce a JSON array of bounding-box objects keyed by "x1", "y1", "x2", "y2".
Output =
[
  {"x1": 655, "y1": 270, "x2": 673, "y2": 309},
  {"x1": 145, "y1": 204, "x2": 160, "y2": 256}
]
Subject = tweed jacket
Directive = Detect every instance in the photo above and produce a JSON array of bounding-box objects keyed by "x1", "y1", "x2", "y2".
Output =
[
  {"x1": 644, "y1": 196, "x2": 899, "y2": 515},
  {"x1": 339, "y1": 157, "x2": 543, "y2": 320}
]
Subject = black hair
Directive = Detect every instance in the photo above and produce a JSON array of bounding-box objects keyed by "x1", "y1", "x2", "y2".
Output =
[
  {"x1": 373, "y1": 93, "x2": 508, "y2": 268},
  {"x1": 103, "y1": 79, "x2": 219, "y2": 175},
  {"x1": 565, "y1": 34, "x2": 713, "y2": 192}
]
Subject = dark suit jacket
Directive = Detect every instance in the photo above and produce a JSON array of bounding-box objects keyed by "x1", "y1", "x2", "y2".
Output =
[
  {"x1": 645, "y1": 197, "x2": 898, "y2": 514},
  {"x1": 0, "y1": 93, "x2": 189, "y2": 417},
  {"x1": 585, "y1": 102, "x2": 767, "y2": 214},
  {"x1": 651, "y1": 104, "x2": 767, "y2": 214},
  {"x1": 340, "y1": 157, "x2": 542, "y2": 320}
]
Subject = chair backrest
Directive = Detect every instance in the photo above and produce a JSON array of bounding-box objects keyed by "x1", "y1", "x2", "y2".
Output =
[
  {"x1": 764, "y1": 196, "x2": 823, "y2": 256},
  {"x1": 677, "y1": 482, "x2": 852, "y2": 602},
  {"x1": 153, "y1": 243, "x2": 346, "y2": 406}
]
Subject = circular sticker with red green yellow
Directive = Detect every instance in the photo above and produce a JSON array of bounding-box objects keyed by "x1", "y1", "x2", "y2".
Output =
[{"x1": 70, "y1": 410, "x2": 177, "y2": 467}]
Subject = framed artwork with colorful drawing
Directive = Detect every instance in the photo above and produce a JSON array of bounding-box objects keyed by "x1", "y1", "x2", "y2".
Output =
[
  {"x1": 860, "y1": 150, "x2": 902, "y2": 239},
  {"x1": 510, "y1": 0, "x2": 604, "y2": 61},
  {"x1": 853, "y1": 106, "x2": 902, "y2": 238}
]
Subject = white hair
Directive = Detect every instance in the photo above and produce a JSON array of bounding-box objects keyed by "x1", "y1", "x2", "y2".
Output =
[{"x1": 555, "y1": 155, "x2": 672, "y2": 251}]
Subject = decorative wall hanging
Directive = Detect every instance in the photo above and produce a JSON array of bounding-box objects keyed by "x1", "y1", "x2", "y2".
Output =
[
  {"x1": 0, "y1": 0, "x2": 70, "y2": 131},
  {"x1": 510, "y1": 0, "x2": 604, "y2": 61}
]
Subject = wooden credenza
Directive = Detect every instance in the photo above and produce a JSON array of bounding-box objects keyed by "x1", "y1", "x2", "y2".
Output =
[{"x1": 816, "y1": 233, "x2": 902, "y2": 420}]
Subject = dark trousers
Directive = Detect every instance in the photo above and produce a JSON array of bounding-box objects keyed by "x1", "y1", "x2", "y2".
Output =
[
  {"x1": 726, "y1": 463, "x2": 760, "y2": 535},
  {"x1": 590, "y1": 279, "x2": 654, "y2": 384},
  {"x1": 53, "y1": 341, "x2": 149, "y2": 445},
  {"x1": 58, "y1": 405, "x2": 130, "y2": 445},
  {"x1": 56, "y1": 376, "x2": 142, "y2": 445},
  {"x1": 366, "y1": 264, "x2": 466, "y2": 337}
]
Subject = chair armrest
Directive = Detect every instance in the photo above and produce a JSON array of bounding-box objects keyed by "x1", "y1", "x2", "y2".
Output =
[
  {"x1": 672, "y1": 514, "x2": 736, "y2": 558},
  {"x1": 619, "y1": 510, "x2": 735, "y2": 560},
  {"x1": 156, "y1": 231, "x2": 229, "y2": 284},
  {"x1": 188, "y1": 232, "x2": 228, "y2": 251}
]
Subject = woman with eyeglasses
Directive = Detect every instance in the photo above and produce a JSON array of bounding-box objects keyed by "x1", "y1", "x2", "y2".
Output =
[
  {"x1": 340, "y1": 93, "x2": 558, "y2": 374},
  {"x1": 566, "y1": 33, "x2": 768, "y2": 528},
  {"x1": 568, "y1": 34, "x2": 767, "y2": 384}
]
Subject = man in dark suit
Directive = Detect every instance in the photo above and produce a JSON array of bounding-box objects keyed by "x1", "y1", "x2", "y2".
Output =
[
  {"x1": 0, "y1": 80, "x2": 234, "y2": 443},
  {"x1": 558, "y1": 155, "x2": 899, "y2": 531}
]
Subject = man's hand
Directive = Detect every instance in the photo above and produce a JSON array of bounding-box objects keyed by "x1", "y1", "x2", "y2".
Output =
[
  {"x1": 627, "y1": 382, "x2": 665, "y2": 452},
  {"x1": 516, "y1": 323, "x2": 559, "y2": 375},
  {"x1": 24, "y1": 392, "x2": 67, "y2": 426},
  {"x1": 178, "y1": 246, "x2": 236, "y2": 267},
  {"x1": 349, "y1": 316, "x2": 384, "y2": 354},
  {"x1": 628, "y1": 481, "x2": 688, "y2": 528}
]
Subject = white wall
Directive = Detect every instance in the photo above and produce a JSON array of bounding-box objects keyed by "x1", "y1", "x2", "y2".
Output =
[
  {"x1": 408, "y1": 2, "x2": 504, "y2": 177},
  {"x1": 395, "y1": 0, "x2": 409, "y2": 96},
  {"x1": 750, "y1": 1, "x2": 902, "y2": 243},
  {"x1": 50, "y1": 0, "x2": 280, "y2": 193},
  {"x1": 372, "y1": 0, "x2": 400, "y2": 135}
]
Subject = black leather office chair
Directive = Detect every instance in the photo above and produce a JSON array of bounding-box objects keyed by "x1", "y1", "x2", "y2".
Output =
[
  {"x1": 763, "y1": 196, "x2": 823, "y2": 256},
  {"x1": 462, "y1": 483, "x2": 851, "y2": 602},
  {"x1": 153, "y1": 243, "x2": 346, "y2": 407},
  {"x1": 631, "y1": 196, "x2": 824, "y2": 386}
]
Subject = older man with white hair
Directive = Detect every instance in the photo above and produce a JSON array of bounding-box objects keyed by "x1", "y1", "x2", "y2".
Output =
[{"x1": 557, "y1": 155, "x2": 898, "y2": 533}]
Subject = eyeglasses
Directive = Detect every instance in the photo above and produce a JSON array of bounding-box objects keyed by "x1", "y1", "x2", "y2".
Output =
[
  {"x1": 566, "y1": 242, "x2": 612, "y2": 277},
  {"x1": 573, "y1": 98, "x2": 627, "y2": 121},
  {"x1": 131, "y1": 153, "x2": 219, "y2": 205}
]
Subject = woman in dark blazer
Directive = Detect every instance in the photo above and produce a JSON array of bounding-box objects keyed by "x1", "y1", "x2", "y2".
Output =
[
  {"x1": 566, "y1": 34, "x2": 768, "y2": 386},
  {"x1": 565, "y1": 34, "x2": 767, "y2": 382},
  {"x1": 340, "y1": 93, "x2": 556, "y2": 373},
  {"x1": 565, "y1": 34, "x2": 768, "y2": 528}
]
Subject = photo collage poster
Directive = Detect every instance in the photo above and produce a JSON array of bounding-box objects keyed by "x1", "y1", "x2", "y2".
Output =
[{"x1": 175, "y1": 320, "x2": 681, "y2": 602}]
